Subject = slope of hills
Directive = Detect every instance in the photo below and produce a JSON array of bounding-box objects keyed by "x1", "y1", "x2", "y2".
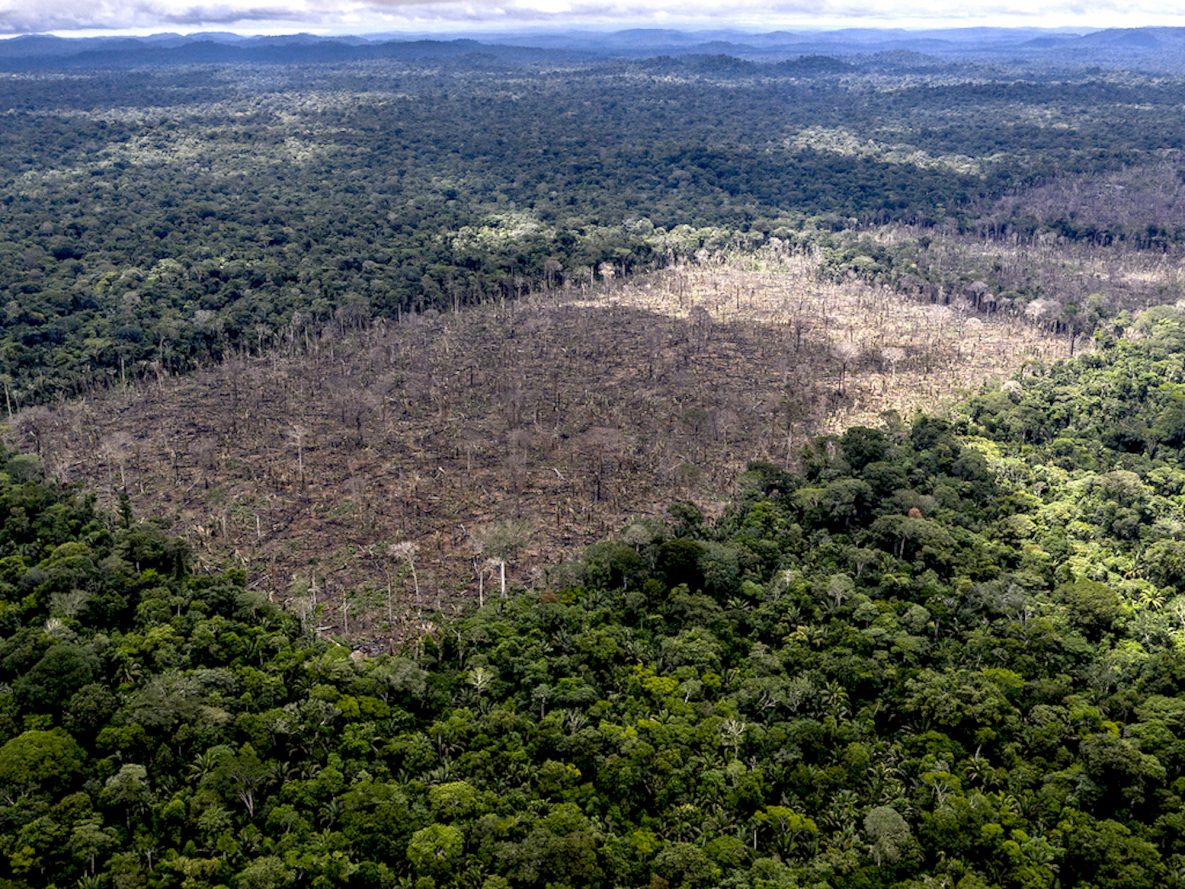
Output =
[
  {"x1": 3, "y1": 26, "x2": 1185, "y2": 70},
  {"x1": 4, "y1": 19, "x2": 1185, "y2": 889},
  {"x1": 2, "y1": 305, "x2": 1185, "y2": 887},
  {"x1": 0, "y1": 36, "x2": 565, "y2": 69}
]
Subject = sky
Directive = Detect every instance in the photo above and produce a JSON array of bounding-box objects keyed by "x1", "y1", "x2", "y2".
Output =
[{"x1": 4, "y1": 0, "x2": 1185, "y2": 38}]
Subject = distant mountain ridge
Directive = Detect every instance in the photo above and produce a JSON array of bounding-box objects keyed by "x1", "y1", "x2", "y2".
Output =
[
  {"x1": 0, "y1": 35, "x2": 567, "y2": 69},
  {"x1": 2, "y1": 26, "x2": 1185, "y2": 70}
]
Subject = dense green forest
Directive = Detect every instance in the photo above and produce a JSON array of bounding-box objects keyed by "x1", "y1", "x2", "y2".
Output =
[
  {"x1": 4, "y1": 56, "x2": 1185, "y2": 405},
  {"x1": 5, "y1": 306, "x2": 1185, "y2": 888}
]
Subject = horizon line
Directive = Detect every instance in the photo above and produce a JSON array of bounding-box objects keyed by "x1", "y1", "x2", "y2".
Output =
[{"x1": 1, "y1": 21, "x2": 1168, "y2": 41}]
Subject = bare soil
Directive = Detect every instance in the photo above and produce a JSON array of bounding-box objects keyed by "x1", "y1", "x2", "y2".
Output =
[{"x1": 7, "y1": 249, "x2": 1070, "y2": 643}]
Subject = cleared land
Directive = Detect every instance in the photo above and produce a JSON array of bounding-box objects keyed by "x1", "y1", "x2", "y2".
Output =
[
  {"x1": 6, "y1": 249, "x2": 1069, "y2": 642},
  {"x1": 874, "y1": 224, "x2": 1185, "y2": 318},
  {"x1": 987, "y1": 158, "x2": 1185, "y2": 244}
]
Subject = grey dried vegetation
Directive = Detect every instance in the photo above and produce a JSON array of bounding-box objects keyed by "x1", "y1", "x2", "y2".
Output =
[{"x1": 8, "y1": 247, "x2": 1070, "y2": 641}]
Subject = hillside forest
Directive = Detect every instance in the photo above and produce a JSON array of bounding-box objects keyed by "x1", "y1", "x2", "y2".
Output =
[
  {"x1": 5, "y1": 28, "x2": 1185, "y2": 889},
  {"x1": 6, "y1": 304, "x2": 1185, "y2": 887}
]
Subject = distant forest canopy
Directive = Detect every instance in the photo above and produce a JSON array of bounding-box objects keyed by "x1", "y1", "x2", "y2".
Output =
[
  {"x1": 9, "y1": 28, "x2": 1185, "y2": 889},
  {"x1": 4, "y1": 50, "x2": 1185, "y2": 406},
  {"x1": 5, "y1": 303, "x2": 1185, "y2": 887}
]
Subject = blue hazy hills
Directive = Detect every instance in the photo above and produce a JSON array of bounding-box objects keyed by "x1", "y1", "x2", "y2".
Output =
[{"x1": 2, "y1": 26, "x2": 1185, "y2": 70}]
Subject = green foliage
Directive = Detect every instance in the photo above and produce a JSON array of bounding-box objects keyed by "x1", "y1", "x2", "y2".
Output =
[
  {"x1": 0, "y1": 728, "x2": 85, "y2": 793},
  {"x1": 5, "y1": 58, "x2": 1185, "y2": 407},
  {"x1": 8, "y1": 310, "x2": 1185, "y2": 885},
  {"x1": 407, "y1": 824, "x2": 465, "y2": 877}
]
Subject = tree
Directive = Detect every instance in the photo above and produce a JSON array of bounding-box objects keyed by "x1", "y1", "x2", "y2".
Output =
[
  {"x1": 1054, "y1": 579, "x2": 1124, "y2": 641},
  {"x1": 13, "y1": 643, "x2": 99, "y2": 712},
  {"x1": 1060, "y1": 814, "x2": 1165, "y2": 889},
  {"x1": 68, "y1": 816, "x2": 117, "y2": 878},
  {"x1": 833, "y1": 341, "x2": 861, "y2": 397},
  {"x1": 389, "y1": 541, "x2": 421, "y2": 611},
  {"x1": 407, "y1": 823, "x2": 465, "y2": 877},
  {"x1": 474, "y1": 521, "x2": 528, "y2": 600},
  {"x1": 864, "y1": 805, "x2": 911, "y2": 865},
  {"x1": 288, "y1": 423, "x2": 309, "y2": 489},
  {"x1": 1142, "y1": 539, "x2": 1185, "y2": 588},
  {"x1": 203, "y1": 745, "x2": 270, "y2": 819},
  {"x1": 653, "y1": 841, "x2": 721, "y2": 889},
  {"x1": 753, "y1": 806, "x2": 819, "y2": 858},
  {"x1": 102, "y1": 764, "x2": 152, "y2": 830},
  {"x1": 429, "y1": 781, "x2": 480, "y2": 821},
  {"x1": 235, "y1": 856, "x2": 296, "y2": 889},
  {"x1": 0, "y1": 729, "x2": 86, "y2": 800}
]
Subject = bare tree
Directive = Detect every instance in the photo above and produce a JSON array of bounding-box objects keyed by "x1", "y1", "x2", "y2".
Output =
[
  {"x1": 475, "y1": 521, "x2": 528, "y2": 600},
  {"x1": 388, "y1": 541, "x2": 421, "y2": 613},
  {"x1": 287, "y1": 423, "x2": 309, "y2": 489},
  {"x1": 833, "y1": 342, "x2": 862, "y2": 397}
]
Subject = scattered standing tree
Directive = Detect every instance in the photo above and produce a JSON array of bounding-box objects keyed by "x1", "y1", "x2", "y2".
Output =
[
  {"x1": 388, "y1": 541, "x2": 421, "y2": 614},
  {"x1": 288, "y1": 423, "x2": 309, "y2": 490},
  {"x1": 475, "y1": 521, "x2": 528, "y2": 600},
  {"x1": 833, "y1": 341, "x2": 861, "y2": 397}
]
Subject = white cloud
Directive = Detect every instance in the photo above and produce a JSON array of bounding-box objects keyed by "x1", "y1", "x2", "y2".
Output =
[{"x1": 4, "y1": 0, "x2": 1185, "y2": 35}]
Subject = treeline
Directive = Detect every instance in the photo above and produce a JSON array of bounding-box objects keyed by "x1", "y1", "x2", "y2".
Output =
[
  {"x1": 3, "y1": 58, "x2": 1183, "y2": 406},
  {"x1": 804, "y1": 225, "x2": 1168, "y2": 348},
  {"x1": 5, "y1": 307, "x2": 1185, "y2": 886}
]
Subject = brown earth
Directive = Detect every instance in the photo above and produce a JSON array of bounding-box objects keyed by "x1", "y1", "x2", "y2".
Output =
[
  {"x1": 873, "y1": 223, "x2": 1185, "y2": 317},
  {"x1": 6, "y1": 249, "x2": 1070, "y2": 644}
]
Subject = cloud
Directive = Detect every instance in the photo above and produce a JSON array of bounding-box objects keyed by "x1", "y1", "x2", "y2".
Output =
[
  {"x1": 0, "y1": 1, "x2": 279, "y2": 31},
  {"x1": 3, "y1": 0, "x2": 1185, "y2": 35}
]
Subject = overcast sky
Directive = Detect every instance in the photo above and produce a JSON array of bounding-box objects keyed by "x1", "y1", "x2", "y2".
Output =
[{"x1": 4, "y1": 0, "x2": 1185, "y2": 38}]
